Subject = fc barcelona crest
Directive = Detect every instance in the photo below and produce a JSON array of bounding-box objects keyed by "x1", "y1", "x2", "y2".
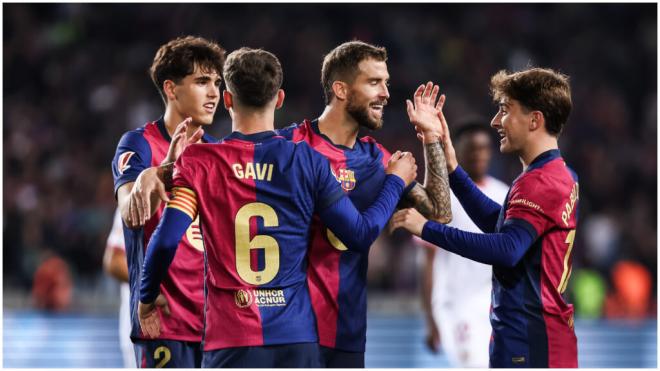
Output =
[
  {"x1": 234, "y1": 289, "x2": 253, "y2": 308},
  {"x1": 332, "y1": 168, "x2": 356, "y2": 191}
]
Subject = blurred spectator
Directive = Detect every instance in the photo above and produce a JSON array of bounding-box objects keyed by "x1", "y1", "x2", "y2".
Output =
[
  {"x1": 571, "y1": 269, "x2": 607, "y2": 318},
  {"x1": 604, "y1": 261, "x2": 654, "y2": 319},
  {"x1": 32, "y1": 254, "x2": 73, "y2": 311}
]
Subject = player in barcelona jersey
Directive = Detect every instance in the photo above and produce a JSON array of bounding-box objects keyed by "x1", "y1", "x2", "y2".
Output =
[
  {"x1": 277, "y1": 41, "x2": 453, "y2": 368},
  {"x1": 111, "y1": 36, "x2": 225, "y2": 368},
  {"x1": 137, "y1": 48, "x2": 418, "y2": 368},
  {"x1": 392, "y1": 67, "x2": 579, "y2": 367}
]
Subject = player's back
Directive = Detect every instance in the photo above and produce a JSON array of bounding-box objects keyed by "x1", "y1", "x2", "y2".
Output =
[{"x1": 173, "y1": 131, "x2": 344, "y2": 351}]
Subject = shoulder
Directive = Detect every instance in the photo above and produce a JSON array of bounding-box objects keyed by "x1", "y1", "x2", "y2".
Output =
[
  {"x1": 276, "y1": 120, "x2": 309, "y2": 142},
  {"x1": 359, "y1": 135, "x2": 391, "y2": 160},
  {"x1": 117, "y1": 127, "x2": 149, "y2": 149},
  {"x1": 202, "y1": 132, "x2": 220, "y2": 143}
]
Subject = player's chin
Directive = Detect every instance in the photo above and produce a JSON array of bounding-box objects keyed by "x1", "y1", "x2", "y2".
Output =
[{"x1": 195, "y1": 113, "x2": 215, "y2": 126}]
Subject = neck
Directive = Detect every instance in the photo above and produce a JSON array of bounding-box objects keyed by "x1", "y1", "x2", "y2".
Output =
[
  {"x1": 163, "y1": 106, "x2": 203, "y2": 139},
  {"x1": 317, "y1": 104, "x2": 360, "y2": 148},
  {"x1": 519, "y1": 134, "x2": 559, "y2": 169},
  {"x1": 231, "y1": 108, "x2": 275, "y2": 135}
]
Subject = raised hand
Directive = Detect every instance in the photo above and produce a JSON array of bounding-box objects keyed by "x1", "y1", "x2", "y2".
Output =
[
  {"x1": 163, "y1": 117, "x2": 204, "y2": 164},
  {"x1": 406, "y1": 82, "x2": 445, "y2": 144},
  {"x1": 138, "y1": 293, "x2": 171, "y2": 339},
  {"x1": 390, "y1": 208, "x2": 428, "y2": 236},
  {"x1": 386, "y1": 151, "x2": 418, "y2": 187}
]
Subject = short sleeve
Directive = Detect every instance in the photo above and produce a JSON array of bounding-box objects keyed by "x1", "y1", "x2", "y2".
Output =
[
  {"x1": 309, "y1": 147, "x2": 345, "y2": 211},
  {"x1": 504, "y1": 173, "x2": 554, "y2": 236},
  {"x1": 112, "y1": 130, "x2": 152, "y2": 195}
]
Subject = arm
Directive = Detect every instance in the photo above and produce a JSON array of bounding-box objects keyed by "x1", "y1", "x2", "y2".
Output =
[
  {"x1": 419, "y1": 239, "x2": 440, "y2": 352},
  {"x1": 117, "y1": 119, "x2": 202, "y2": 228},
  {"x1": 448, "y1": 166, "x2": 503, "y2": 233},
  {"x1": 399, "y1": 83, "x2": 452, "y2": 223},
  {"x1": 138, "y1": 187, "x2": 197, "y2": 338},
  {"x1": 391, "y1": 208, "x2": 536, "y2": 267},
  {"x1": 320, "y1": 174, "x2": 406, "y2": 253},
  {"x1": 103, "y1": 247, "x2": 129, "y2": 283}
]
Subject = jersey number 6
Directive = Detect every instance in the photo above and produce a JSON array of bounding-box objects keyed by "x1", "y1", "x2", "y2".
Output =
[{"x1": 235, "y1": 202, "x2": 280, "y2": 285}]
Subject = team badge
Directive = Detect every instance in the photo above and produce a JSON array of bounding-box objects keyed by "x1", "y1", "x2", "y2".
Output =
[
  {"x1": 332, "y1": 168, "x2": 357, "y2": 191},
  {"x1": 117, "y1": 151, "x2": 135, "y2": 174},
  {"x1": 185, "y1": 215, "x2": 205, "y2": 252},
  {"x1": 234, "y1": 289, "x2": 253, "y2": 308}
]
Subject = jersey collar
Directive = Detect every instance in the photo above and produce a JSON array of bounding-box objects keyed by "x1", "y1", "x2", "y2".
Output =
[
  {"x1": 224, "y1": 130, "x2": 278, "y2": 143},
  {"x1": 526, "y1": 149, "x2": 561, "y2": 172},
  {"x1": 309, "y1": 119, "x2": 357, "y2": 151}
]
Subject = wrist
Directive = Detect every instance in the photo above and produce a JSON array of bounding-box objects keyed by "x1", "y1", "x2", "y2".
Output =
[
  {"x1": 421, "y1": 130, "x2": 441, "y2": 144},
  {"x1": 156, "y1": 163, "x2": 174, "y2": 190}
]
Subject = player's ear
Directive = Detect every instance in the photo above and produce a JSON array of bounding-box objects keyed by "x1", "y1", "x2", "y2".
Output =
[
  {"x1": 223, "y1": 90, "x2": 233, "y2": 110},
  {"x1": 163, "y1": 80, "x2": 177, "y2": 102},
  {"x1": 529, "y1": 111, "x2": 544, "y2": 131},
  {"x1": 332, "y1": 81, "x2": 348, "y2": 101},
  {"x1": 275, "y1": 89, "x2": 285, "y2": 109}
]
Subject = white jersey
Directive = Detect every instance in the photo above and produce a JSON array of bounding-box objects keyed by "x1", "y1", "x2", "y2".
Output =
[
  {"x1": 106, "y1": 209, "x2": 136, "y2": 368},
  {"x1": 428, "y1": 175, "x2": 508, "y2": 367}
]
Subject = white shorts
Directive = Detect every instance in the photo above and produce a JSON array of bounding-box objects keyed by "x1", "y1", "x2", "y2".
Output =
[{"x1": 434, "y1": 289, "x2": 491, "y2": 368}]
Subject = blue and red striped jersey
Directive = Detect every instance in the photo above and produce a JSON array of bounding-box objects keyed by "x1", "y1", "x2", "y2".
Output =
[
  {"x1": 278, "y1": 119, "x2": 406, "y2": 352},
  {"x1": 491, "y1": 149, "x2": 578, "y2": 367},
  {"x1": 170, "y1": 131, "x2": 348, "y2": 351},
  {"x1": 111, "y1": 118, "x2": 215, "y2": 342}
]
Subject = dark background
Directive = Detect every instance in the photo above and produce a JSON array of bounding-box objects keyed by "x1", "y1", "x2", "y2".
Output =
[{"x1": 3, "y1": 3, "x2": 656, "y2": 318}]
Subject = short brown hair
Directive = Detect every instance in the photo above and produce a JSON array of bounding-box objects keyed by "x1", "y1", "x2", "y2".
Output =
[
  {"x1": 321, "y1": 41, "x2": 387, "y2": 105},
  {"x1": 223, "y1": 47, "x2": 283, "y2": 108},
  {"x1": 150, "y1": 36, "x2": 226, "y2": 104},
  {"x1": 490, "y1": 67, "x2": 572, "y2": 136}
]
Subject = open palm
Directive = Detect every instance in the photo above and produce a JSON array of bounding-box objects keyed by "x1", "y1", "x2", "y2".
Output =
[{"x1": 406, "y1": 82, "x2": 445, "y2": 138}]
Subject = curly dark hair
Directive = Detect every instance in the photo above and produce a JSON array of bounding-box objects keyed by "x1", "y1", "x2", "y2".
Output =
[{"x1": 149, "y1": 36, "x2": 226, "y2": 104}]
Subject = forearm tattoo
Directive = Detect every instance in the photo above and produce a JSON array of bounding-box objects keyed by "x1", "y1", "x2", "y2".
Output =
[{"x1": 404, "y1": 141, "x2": 452, "y2": 223}]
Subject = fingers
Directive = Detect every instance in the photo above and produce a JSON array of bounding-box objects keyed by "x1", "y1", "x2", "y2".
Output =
[
  {"x1": 429, "y1": 85, "x2": 440, "y2": 107},
  {"x1": 128, "y1": 193, "x2": 141, "y2": 228},
  {"x1": 413, "y1": 84, "x2": 424, "y2": 106},
  {"x1": 190, "y1": 127, "x2": 204, "y2": 143},
  {"x1": 141, "y1": 312, "x2": 161, "y2": 338},
  {"x1": 405, "y1": 99, "x2": 414, "y2": 120},
  {"x1": 156, "y1": 294, "x2": 171, "y2": 316},
  {"x1": 421, "y1": 81, "x2": 433, "y2": 104},
  {"x1": 157, "y1": 182, "x2": 170, "y2": 203},
  {"x1": 132, "y1": 186, "x2": 149, "y2": 226},
  {"x1": 435, "y1": 94, "x2": 446, "y2": 111}
]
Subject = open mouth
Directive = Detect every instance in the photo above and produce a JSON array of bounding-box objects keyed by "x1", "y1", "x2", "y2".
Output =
[
  {"x1": 369, "y1": 102, "x2": 386, "y2": 117},
  {"x1": 498, "y1": 131, "x2": 507, "y2": 144},
  {"x1": 203, "y1": 102, "x2": 216, "y2": 113}
]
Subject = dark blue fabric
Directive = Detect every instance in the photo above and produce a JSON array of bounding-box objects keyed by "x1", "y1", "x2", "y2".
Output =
[
  {"x1": 139, "y1": 208, "x2": 192, "y2": 303},
  {"x1": 320, "y1": 345, "x2": 365, "y2": 368},
  {"x1": 134, "y1": 339, "x2": 202, "y2": 368},
  {"x1": 202, "y1": 343, "x2": 321, "y2": 367},
  {"x1": 112, "y1": 128, "x2": 152, "y2": 196},
  {"x1": 449, "y1": 166, "x2": 503, "y2": 233},
  {"x1": 421, "y1": 218, "x2": 537, "y2": 267},
  {"x1": 320, "y1": 175, "x2": 405, "y2": 253}
]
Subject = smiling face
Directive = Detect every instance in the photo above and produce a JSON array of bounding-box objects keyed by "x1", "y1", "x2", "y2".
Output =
[
  {"x1": 490, "y1": 97, "x2": 533, "y2": 154},
  {"x1": 169, "y1": 65, "x2": 221, "y2": 126},
  {"x1": 344, "y1": 58, "x2": 390, "y2": 130}
]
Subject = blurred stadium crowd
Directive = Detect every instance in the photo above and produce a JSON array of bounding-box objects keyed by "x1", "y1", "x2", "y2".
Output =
[{"x1": 3, "y1": 3, "x2": 656, "y2": 319}]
